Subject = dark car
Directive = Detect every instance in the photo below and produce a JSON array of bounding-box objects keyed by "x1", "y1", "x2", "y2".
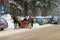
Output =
[
  {"x1": 51, "y1": 16, "x2": 59, "y2": 24},
  {"x1": 0, "y1": 18, "x2": 8, "y2": 31}
]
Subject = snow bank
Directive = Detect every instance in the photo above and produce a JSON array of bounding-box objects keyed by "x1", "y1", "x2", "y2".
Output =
[{"x1": 1, "y1": 14, "x2": 14, "y2": 29}]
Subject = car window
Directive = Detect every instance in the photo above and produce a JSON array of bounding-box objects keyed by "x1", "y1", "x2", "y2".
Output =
[{"x1": 0, "y1": 18, "x2": 7, "y2": 24}]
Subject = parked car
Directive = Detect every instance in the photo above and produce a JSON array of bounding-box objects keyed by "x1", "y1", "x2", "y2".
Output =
[
  {"x1": 58, "y1": 16, "x2": 60, "y2": 24},
  {"x1": 0, "y1": 18, "x2": 8, "y2": 31},
  {"x1": 51, "y1": 16, "x2": 59, "y2": 24},
  {"x1": 36, "y1": 18, "x2": 43, "y2": 25},
  {"x1": 42, "y1": 18, "x2": 49, "y2": 24}
]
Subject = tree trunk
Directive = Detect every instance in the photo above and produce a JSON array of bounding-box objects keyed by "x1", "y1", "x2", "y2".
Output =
[
  {"x1": 33, "y1": 8, "x2": 37, "y2": 16},
  {"x1": 22, "y1": 1, "x2": 28, "y2": 16},
  {"x1": 42, "y1": 8, "x2": 48, "y2": 16}
]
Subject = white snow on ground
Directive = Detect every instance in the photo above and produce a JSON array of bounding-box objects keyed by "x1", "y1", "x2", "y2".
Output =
[
  {"x1": 6, "y1": 20, "x2": 14, "y2": 29},
  {"x1": 32, "y1": 23, "x2": 54, "y2": 30},
  {"x1": 0, "y1": 24, "x2": 54, "y2": 37}
]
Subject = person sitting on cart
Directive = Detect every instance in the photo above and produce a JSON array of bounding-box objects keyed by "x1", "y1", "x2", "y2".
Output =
[
  {"x1": 24, "y1": 16, "x2": 28, "y2": 21},
  {"x1": 28, "y1": 16, "x2": 34, "y2": 27}
]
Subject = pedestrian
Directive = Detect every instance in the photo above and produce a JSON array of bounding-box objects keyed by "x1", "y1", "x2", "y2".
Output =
[{"x1": 12, "y1": 14, "x2": 20, "y2": 29}]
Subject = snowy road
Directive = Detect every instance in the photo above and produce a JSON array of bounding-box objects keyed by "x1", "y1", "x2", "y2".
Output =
[{"x1": 0, "y1": 24, "x2": 60, "y2": 40}]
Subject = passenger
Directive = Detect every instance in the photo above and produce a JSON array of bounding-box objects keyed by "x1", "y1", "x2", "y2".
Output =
[
  {"x1": 23, "y1": 16, "x2": 28, "y2": 21},
  {"x1": 28, "y1": 16, "x2": 34, "y2": 27}
]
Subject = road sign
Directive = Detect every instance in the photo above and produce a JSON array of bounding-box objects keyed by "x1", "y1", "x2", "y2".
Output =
[{"x1": 1, "y1": 5, "x2": 5, "y2": 13}]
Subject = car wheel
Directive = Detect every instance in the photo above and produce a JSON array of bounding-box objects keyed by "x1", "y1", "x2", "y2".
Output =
[{"x1": 0, "y1": 28, "x2": 4, "y2": 31}]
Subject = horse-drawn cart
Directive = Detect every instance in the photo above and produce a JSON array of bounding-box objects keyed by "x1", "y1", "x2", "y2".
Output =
[{"x1": 18, "y1": 19, "x2": 31, "y2": 28}]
